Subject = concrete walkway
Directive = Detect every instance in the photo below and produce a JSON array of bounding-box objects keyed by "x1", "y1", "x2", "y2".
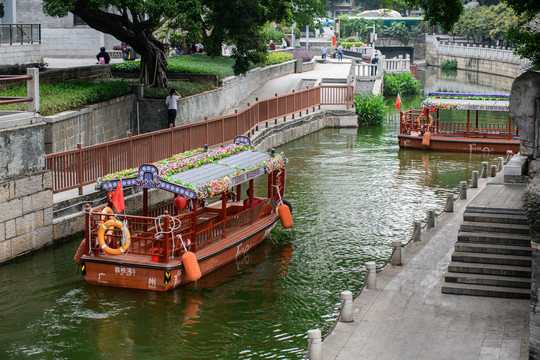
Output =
[{"x1": 322, "y1": 177, "x2": 529, "y2": 360}]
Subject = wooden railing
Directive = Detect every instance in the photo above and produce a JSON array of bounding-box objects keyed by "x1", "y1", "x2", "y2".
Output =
[{"x1": 46, "y1": 84, "x2": 353, "y2": 194}]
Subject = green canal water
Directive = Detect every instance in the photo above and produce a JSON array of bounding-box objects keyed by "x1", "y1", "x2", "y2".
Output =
[{"x1": 0, "y1": 69, "x2": 511, "y2": 359}]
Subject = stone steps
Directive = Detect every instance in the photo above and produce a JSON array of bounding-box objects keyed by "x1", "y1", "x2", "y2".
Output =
[
  {"x1": 443, "y1": 206, "x2": 531, "y2": 299},
  {"x1": 463, "y1": 211, "x2": 528, "y2": 225},
  {"x1": 457, "y1": 231, "x2": 531, "y2": 246},
  {"x1": 451, "y1": 251, "x2": 531, "y2": 267},
  {"x1": 454, "y1": 242, "x2": 532, "y2": 256},
  {"x1": 460, "y1": 220, "x2": 530, "y2": 235},
  {"x1": 444, "y1": 272, "x2": 531, "y2": 289},
  {"x1": 441, "y1": 283, "x2": 530, "y2": 299}
]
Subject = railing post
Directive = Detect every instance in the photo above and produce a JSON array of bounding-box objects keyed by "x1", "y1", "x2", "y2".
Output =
[
  {"x1": 307, "y1": 329, "x2": 322, "y2": 360},
  {"x1": 445, "y1": 193, "x2": 454, "y2": 212},
  {"x1": 77, "y1": 143, "x2": 83, "y2": 195},
  {"x1": 26, "y1": 68, "x2": 39, "y2": 113},
  {"x1": 127, "y1": 132, "x2": 133, "y2": 168},
  {"x1": 413, "y1": 221, "x2": 421, "y2": 242},
  {"x1": 163, "y1": 211, "x2": 170, "y2": 263},
  {"x1": 471, "y1": 170, "x2": 479, "y2": 188},
  {"x1": 340, "y1": 291, "x2": 354, "y2": 322},
  {"x1": 291, "y1": 90, "x2": 295, "y2": 119},
  {"x1": 84, "y1": 204, "x2": 91, "y2": 254},
  {"x1": 427, "y1": 210, "x2": 435, "y2": 229},
  {"x1": 391, "y1": 240, "x2": 402, "y2": 265},
  {"x1": 366, "y1": 261, "x2": 377, "y2": 289},
  {"x1": 505, "y1": 150, "x2": 513, "y2": 164},
  {"x1": 460, "y1": 181, "x2": 467, "y2": 199}
]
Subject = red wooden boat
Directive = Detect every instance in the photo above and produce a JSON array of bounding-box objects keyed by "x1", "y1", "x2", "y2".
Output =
[
  {"x1": 398, "y1": 92, "x2": 520, "y2": 154},
  {"x1": 74, "y1": 137, "x2": 292, "y2": 291}
]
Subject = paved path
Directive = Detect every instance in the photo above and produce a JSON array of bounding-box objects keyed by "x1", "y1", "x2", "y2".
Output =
[{"x1": 322, "y1": 177, "x2": 529, "y2": 360}]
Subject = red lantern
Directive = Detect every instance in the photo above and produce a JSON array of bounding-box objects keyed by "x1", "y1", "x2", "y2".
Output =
[{"x1": 174, "y1": 196, "x2": 188, "y2": 211}]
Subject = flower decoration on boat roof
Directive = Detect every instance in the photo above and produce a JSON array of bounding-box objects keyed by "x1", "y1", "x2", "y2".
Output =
[{"x1": 426, "y1": 92, "x2": 510, "y2": 102}]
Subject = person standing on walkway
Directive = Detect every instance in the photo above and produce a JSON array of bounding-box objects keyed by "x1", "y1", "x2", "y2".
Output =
[
  {"x1": 337, "y1": 43, "x2": 343, "y2": 61},
  {"x1": 371, "y1": 54, "x2": 379, "y2": 75},
  {"x1": 321, "y1": 44, "x2": 327, "y2": 61},
  {"x1": 165, "y1": 89, "x2": 181, "y2": 128}
]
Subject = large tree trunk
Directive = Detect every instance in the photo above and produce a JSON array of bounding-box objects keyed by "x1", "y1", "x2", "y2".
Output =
[{"x1": 135, "y1": 34, "x2": 169, "y2": 88}]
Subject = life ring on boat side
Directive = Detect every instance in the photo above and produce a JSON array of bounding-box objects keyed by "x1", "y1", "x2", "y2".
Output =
[
  {"x1": 415, "y1": 114, "x2": 433, "y2": 132},
  {"x1": 97, "y1": 219, "x2": 131, "y2": 256}
]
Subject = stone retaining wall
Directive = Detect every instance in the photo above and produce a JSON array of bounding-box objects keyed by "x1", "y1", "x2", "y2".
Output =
[
  {"x1": 42, "y1": 95, "x2": 137, "y2": 153},
  {"x1": 0, "y1": 44, "x2": 43, "y2": 66}
]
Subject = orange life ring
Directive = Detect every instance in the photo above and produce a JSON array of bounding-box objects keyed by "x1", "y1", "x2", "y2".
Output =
[
  {"x1": 97, "y1": 219, "x2": 131, "y2": 255},
  {"x1": 415, "y1": 114, "x2": 433, "y2": 132}
]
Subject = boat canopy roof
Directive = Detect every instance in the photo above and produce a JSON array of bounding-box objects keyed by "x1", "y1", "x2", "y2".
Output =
[
  {"x1": 96, "y1": 137, "x2": 287, "y2": 200},
  {"x1": 421, "y1": 92, "x2": 509, "y2": 112}
]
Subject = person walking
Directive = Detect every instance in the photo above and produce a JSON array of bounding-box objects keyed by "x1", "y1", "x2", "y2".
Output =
[
  {"x1": 337, "y1": 43, "x2": 343, "y2": 61},
  {"x1": 321, "y1": 44, "x2": 327, "y2": 61},
  {"x1": 96, "y1": 47, "x2": 110, "y2": 64},
  {"x1": 165, "y1": 89, "x2": 181, "y2": 128}
]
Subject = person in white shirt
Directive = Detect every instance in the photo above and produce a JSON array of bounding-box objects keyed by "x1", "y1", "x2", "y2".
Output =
[
  {"x1": 165, "y1": 89, "x2": 181, "y2": 127},
  {"x1": 281, "y1": 38, "x2": 287, "y2": 49}
]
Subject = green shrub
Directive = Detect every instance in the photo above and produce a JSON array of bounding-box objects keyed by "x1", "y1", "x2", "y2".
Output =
[
  {"x1": 354, "y1": 93, "x2": 386, "y2": 126},
  {"x1": 144, "y1": 81, "x2": 215, "y2": 99},
  {"x1": 341, "y1": 42, "x2": 364, "y2": 49},
  {"x1": 523, "y1": 178, "x2": 540, "y2": 240},
  {"x1": 441, "y1": 68, "x2": 458, "y2": 77},
  {"x1": 0, "y1": 79, "x2": 131, "y2": 116},
  {"x1": 262, "y1": 52, "x2": 294, "y2": 66},
  {"x1": 441, "y1": 59, "x2": 458, "y2": 70},
  {"x1": 261, "y1": 28, "x2": 287, "y2": 44},
  {"x1": 383, "y1": 72, "x2": 422, "y2": 96},
  {"x1": 111, "y1": 60, "x2": 141, "y2": 72}
]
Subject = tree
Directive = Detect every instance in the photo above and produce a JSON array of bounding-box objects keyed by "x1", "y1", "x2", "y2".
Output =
[
  {"x1": 43, "y1": 0, "x2": 324, "y2": 87},
  {"x1": 504, "y1": 0, "x2": 540, "y2": 68},
  {"x1": 43, "y1": 0, "x2": 201, "y2": 88},
  {"x1": 404, "y1": 0, "x2": 463, "y2": 31}
]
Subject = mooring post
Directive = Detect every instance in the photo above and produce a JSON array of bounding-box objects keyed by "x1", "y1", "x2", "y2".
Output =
[
  {"x1": 391, "y1": 240, "x2": 402, "y2": 265},
  {"x1": 481, "y1": 162, "x2": 488, "y2": 178},
  {"x1": 427, "y1": 210, "x2": 435, "y2": 228},
  {"x1": 490, "y1": 164, "x2": 497, "y2": 177},
  {"x1": 497, "y1": 157, "x2": 504, "y2": 172},
  {"x1": 460, "y1": 181, "x2": 467, "y2": 199},
  {"x1": 413, "y1": 221, "x2": 421, "y2": 242},
  {"x1": 340, "y1": 291, "x2": 354, "y2": 322},
  {"x1": 471, "y1": 170, "x2": 479, "y2": 188},
  {"x1": 307, "y1": 329, "x2": 322, "y2": 360},
  {"x1": 445, "y1": 193, "x2": 454, "y2": 212},
  {"x1": 366, "y1": 261, "x2": 377, "y2": 289},
  {"x1": 505, "y1": 150, "x2": 513, "y2": 164}
]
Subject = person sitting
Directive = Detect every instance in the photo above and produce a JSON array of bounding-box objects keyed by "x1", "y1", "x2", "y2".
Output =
[
  {"x1": 243, "y1": 189, "x2": 262, "y2": 209},
  {"x1": 280, "y1": 38, "x2": 287, "y2": 49},
  {"x1": 269, "y1": 40, "x2": 276, "y2": 51},
  {"x1": 96, "y1": 47, "x2": 110, "y2": 64}
]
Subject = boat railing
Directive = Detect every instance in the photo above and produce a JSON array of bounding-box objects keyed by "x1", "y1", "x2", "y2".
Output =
[
  {"x1": 85, "y1": 207, "x2": 194, "y2": 262},
  {"x1": 400, "y1": 110, "x2": 519, "y2": 139},
  {"x1": 195, "y1": 198, "x2": 275, "y2": 249}
]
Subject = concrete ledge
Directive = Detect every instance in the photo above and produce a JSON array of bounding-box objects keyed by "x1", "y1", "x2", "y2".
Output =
[
  {"x1": 504, "y1": 154, "x2": 528, "y2": 183},
  {"x1": 0, "y1": 111, "x2": 41, "y2": 129}
]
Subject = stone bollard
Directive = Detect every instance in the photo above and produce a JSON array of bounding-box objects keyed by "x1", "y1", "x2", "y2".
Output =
[
  {"x1": 471, "y1": 170, "x2": 479, "y2": 188},
  {"x1": 497, "y1": 157, "x2": 504, "y2": 172},
  {"x1": 427, "y1": 210, "x2": 435, "y2": 228},
  {"x1": 445, "y1": 193, "x2": 454, "y2": 212},
  {"x1": 481, "y1": 162, "x2": 488, "y2": 178},
  {"x1": 366, "y1": 262, "x2": 377, "y2": 289},
  {"x1": 505, "y1": 150, "x2": 513, "y2": 164},
  {"x1": 307, "y1": 329, "x2": 322, "y2": 360},
  {"x1": 460, "y1": 181, "x2": 467, "y2": 199},
  {"x1": 413, "y1": 221, "x2": 421, "y2": 242},
  {"x1": 340, "y1": 291, "x2": 354, "y2": 322},
  {"x1": 490, "y1": 164, "x2": 497, "y2": 177},
  {"x1": 391, "y1": 240, "x2": 402, "y2": 266}
]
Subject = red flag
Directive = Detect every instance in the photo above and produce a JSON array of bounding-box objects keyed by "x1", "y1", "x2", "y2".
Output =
[
  {"x1": 395, "y1": 94, "x2": 401, "y2": 110},
  {"x1": 111, "y1": 181, "x2": 125, "y2": 213}
]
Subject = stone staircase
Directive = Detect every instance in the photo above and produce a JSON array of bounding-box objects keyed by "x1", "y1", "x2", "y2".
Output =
[{"x1": 442, "y1": 209, "x2": 532, "y2": 299}]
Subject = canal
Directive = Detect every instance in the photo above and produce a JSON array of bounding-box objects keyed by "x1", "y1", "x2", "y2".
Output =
[{"x1": 0, "y1": 68, "x2": 511, "y2": 359}]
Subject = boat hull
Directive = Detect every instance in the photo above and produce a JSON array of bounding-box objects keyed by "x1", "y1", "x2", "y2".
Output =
[
  {"x1": 398, "y1": 134, "x2": 520, "y2": 154},
  {"x1": 80, "y1": 215, "x2": 278, "y2": 291}
]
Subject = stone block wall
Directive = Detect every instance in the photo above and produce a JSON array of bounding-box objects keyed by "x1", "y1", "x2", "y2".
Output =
[
  {"x1": 531, "y1": 244, "x2": 540, "y2": 359},
  {"x1": 0, "y1": 44, "x2": 43, "y2": 66},
  {"x1": 41, "y1": 29, "x2": 118, "y2": 58},
  {"x1": 0, "y1": 171, "x2": 53, "y2": 262},
  {"x1": 42, "y1": 95, "x2": 137, "y2": 153},
  {"x1": 0, "y1": 122, "x2": 45, "y2": 179}
]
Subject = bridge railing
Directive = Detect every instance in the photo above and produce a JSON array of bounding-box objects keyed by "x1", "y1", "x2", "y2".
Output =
[
  {"x1": 0, "y1": 68, "x2": 39, "y2": 113},
  {"x1": 0, "y1": 24, "x2": 41, "y2": 45},
  {"x1": 45, "y1": 84, "x2": 353, "y2": 195}
]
